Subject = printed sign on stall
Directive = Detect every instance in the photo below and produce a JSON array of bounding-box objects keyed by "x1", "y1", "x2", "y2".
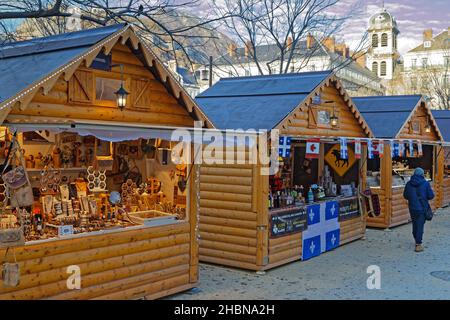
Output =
[
  {"x1": 338, "y1": 197, "x2": 360, "y2": 221},
  {"x1": 270, "y1": 207, "x2": 308, "y2": 238}
]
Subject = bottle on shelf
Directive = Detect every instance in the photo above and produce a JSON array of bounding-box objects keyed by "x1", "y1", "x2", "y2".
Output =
[{"x1": 307, "y1": 187, "x2": 314, "y2": 203}]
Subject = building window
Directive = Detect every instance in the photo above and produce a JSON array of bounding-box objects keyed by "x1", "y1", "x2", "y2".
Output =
[
  {"x1": 317, "y1": 109, "x2": 331, "y2": 125},
  {"x1": 381, "y1": 33, "x2": 388, "y2": 47},
  {"x1": 309, "y1": 65, "x2": 316, "y2": 71},
  {"x1": 245, "y1": 69, "x2": 250, "y2": 76},
  {"x1": 411, "y1": 121, "x2": 421, "y2": 134},
  {"x1": 228, "y1": 71, "x2": 233, "y2": 77},
  {"x1": 372, "y1": 34, "x2": 379, "y2": 48},
  {"x1": 372, "y1": 62, "x2": 378, "y2": 75},
  {"x1": 95, "y1": 77, "x2": 122, "y2": 102},
  {"x1": 412, "y1": 59, "x2": 417, "y2": 69},
  {"x1": 424, "y1": 41, "x2": 432, "y2": 48},
  {"x1": 422, "y1": 58, "x2": 428, "y2": 68},
  {"x1": 380, "y1": 61, "x2": 387, "y2": 76},
  {"x1": 444, "y1": 56, "x2": 450, "y2": 67}
]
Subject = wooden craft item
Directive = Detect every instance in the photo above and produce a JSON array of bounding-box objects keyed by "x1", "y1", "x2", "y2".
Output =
[
  {"x1": 59, "y1": 184, "x2": 69, "y2": 201},
  {"x1": 52, "y1": 148, "x2": 61, "y2": 168}
]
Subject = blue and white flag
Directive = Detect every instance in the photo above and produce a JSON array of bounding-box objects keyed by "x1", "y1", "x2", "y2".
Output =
[
  {"x1": 278, "y1": 136, "x2": 291, "y2": 158},
  {"x1": 306, "y1": 204, "x2": 321, "y2": 226},
  {"x1": 325, "y1": 201, "x2": 339, "y2": 220},
  {"x1": 409, "y1": 140, "x2": 414, "y2": 157},
  {"x1": 367, "y1": 139, "x2": 373, "y2": 159},
  {"x1": 302, "y1": 201, "x2": 340, "y2": 261},
  {"x1": 391, "y1": 140, "x2": 399, "y2": 158},
  {"x1": 399, "y1": 142, "x2": 405, "y2": 157},
  {"x1": 340, "y1": 138, "x2": 348, "y2": 160}
]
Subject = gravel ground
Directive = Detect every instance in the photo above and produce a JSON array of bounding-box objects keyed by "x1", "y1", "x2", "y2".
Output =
[{"x1": 170, "y1": 208, "x2": 450, "y2": 300}]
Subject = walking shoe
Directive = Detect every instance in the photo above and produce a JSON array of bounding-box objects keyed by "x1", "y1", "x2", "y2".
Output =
[{"x1": 415, "y1": 244, "x2": 424, "y2": 252}]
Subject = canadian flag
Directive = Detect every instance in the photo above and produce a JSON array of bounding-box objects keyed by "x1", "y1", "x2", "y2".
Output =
[{"x1": 306, "y1": 139, "x2": 320, "y2": 159}]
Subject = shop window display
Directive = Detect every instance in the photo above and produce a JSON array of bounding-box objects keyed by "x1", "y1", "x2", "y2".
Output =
[{"x1": 0, "y1": 129, "x2": 188, "y2": 243}]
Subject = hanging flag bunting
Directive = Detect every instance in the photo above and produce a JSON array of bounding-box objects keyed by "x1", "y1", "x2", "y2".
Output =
[
  {"x1": 372, "y1": 140, "x2": 380, "y2": 155},
  {"x1": 367, "y1": 139, "x2": 373, "y2": 159},
  {"x1": 354, "y1": 139, "x2": 361, "y2": 159},
  {"x1": 417, "y1": 140, "x2": 423, "y2": 157},
  {"x1": 305, "y1": 138, "x2": 320, "y2": 159},
  {"x1": 409, "y1": 139, "x2": 414, "y2": 157},
  {"x1": 392, "y1": 140, "x2": 399, "y2": 158},
  {"x1": 378, "y1": 141, "x2": 384, "y2": 158},
  {"x1": 339, "y1": 137, "x2": 348, "y2": 160},
  {"x1": 278, "y1": 136, "x2": 292, "y2": 158},
  {"x1": 399, "y1": 142, "x2": 404, "y2": 157}
]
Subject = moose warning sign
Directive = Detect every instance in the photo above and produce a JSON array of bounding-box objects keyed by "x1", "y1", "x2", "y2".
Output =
[{"x1": 324, "y1": 144, "x2": 356, "y2": 177}]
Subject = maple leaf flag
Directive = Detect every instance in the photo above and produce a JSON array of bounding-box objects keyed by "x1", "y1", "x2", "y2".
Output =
[{"x1": 305, "y1": 139, "x2": 320, "y2": 159}]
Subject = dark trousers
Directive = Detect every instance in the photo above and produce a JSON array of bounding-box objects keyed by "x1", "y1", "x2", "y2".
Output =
[{"x1": 410, "y1": 210, "x2": 426, "y2": 245}]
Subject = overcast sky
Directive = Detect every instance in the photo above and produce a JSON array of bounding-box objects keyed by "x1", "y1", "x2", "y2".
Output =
[{"x1": 334, "y1": 0, "x2": 450, "y2": 54}]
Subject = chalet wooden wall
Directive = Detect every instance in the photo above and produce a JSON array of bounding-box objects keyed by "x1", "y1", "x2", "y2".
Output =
[
  {"x1": 199, "y1": 159, "x2": 267, "y2": 271},
  {"x1": 7, "y1": 43, "x2": 195, "y2": 128},
  {"x1": 0, "y1": 223, "x2": 197, "y2": 300},
  {"x1": 441, "y1": 177, "x2": 450, "y2": 207},
  {"x1": 279, "y1": 83, "x2": 367, "y2": 138},
  {"x1": 397, "y1": 103, "x2": 440, "y2": 141}
]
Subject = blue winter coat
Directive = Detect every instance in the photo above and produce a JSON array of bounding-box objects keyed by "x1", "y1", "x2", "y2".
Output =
[{"x1": 403, "y1": 174, "x2": 434, "y2": 214}]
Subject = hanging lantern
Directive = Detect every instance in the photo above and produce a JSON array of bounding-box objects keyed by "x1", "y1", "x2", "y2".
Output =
[
  {"x1": 112, "y1": 64, "x2": 129, "y2": 111},
  {"x1": 424, "y1": 121, "x2": 431, "y2": 133},
  {"x1": 330, "y1": 112, "x2": 338, "y2": 127},
  {"x1": 115, "y1": 84, "x2": 129, "y2": 111}
]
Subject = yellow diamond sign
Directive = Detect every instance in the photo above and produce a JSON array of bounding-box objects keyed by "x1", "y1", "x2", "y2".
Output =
[{"x1": 324, "y1": 144, "x2": 356, "y2": 177}]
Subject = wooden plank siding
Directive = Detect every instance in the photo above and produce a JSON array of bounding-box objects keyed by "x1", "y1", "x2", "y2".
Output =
[
  {"x1": 199, "y1": 159, "x2": 263, "y2": 270},
  {"x1": 0, "y1": 223, "x2": 197, "y2": 300}
]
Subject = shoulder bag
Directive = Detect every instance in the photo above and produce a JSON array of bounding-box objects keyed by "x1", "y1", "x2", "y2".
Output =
[{"x1": 415, "y1": 185, "x2": 433, "y2": 221}]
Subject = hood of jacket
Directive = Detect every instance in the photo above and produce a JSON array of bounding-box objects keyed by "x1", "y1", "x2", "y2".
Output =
[{"x1": 409, "y1": 174, "x2": 426, "y2": 187}]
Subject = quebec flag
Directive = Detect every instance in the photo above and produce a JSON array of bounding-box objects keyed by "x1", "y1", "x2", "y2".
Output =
[{"x1": 302, "y1": 201, "x2": 340, "y2": 260}]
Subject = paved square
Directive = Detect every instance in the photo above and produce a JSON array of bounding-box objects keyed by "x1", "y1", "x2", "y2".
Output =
[{"x1": 171, "y1": 209, "x2": 450, "y2": 300}]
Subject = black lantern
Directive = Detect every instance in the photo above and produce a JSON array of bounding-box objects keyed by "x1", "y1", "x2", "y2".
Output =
[
  {"x1": 424, "y1": 122, "x2": 431, "y2": 133},
  {"x1": 330, "y1": 111, "x2": 338, "y2": 127},
  {"x1": 112, "y1": 64, "x2": 129, "y2": 111},
  {"x1": 115, "y1": 84, "x2": 129, "y2": 111}
]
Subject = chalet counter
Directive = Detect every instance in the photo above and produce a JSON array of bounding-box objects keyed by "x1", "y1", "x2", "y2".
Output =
[
  {"x1": 441, "y1": 176, "x2": 450, "y2": 207},
  {"x1": 267, "y1": 197, "x2": 365, "y2": 269},
  {"x1": 368, "y1": 181, "x2": 438, "y2": 229},
  {"x1": 0, "y1": 222, "x2": 198, "y2": 300}
]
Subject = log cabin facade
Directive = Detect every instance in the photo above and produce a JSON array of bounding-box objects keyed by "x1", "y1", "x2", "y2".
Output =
[
  {"x1": 0, "y1": 24, "x2": 211, "y2": 300},
  {"x1": 196, "y1": 72, "x2": 374, "y2": 271},
  {"x1": 354, "y1": 95, "x2": 443, "y2": 229}
]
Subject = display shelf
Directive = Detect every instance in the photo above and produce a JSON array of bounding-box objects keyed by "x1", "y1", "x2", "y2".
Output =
[{"x1": 26, "y1": 167, "x2": 87, "y2": 173}]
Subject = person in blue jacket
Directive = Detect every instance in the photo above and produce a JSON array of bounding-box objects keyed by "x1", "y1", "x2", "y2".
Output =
[{"x1": 403, "y1": 167, "x2": 434, "y2": 252}]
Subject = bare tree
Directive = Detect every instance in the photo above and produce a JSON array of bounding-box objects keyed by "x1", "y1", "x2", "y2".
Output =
[
  {"x1": 208, "y1": 0, "x2": 369, "y2": 77},
  {"x1": 0, "y1": 0, "x2": 235, "y2": 71}
]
